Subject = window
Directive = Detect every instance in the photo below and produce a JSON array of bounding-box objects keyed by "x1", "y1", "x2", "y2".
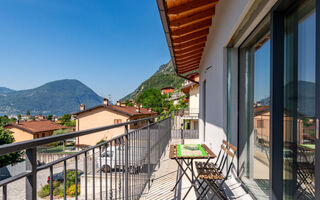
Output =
[
  {"x1": 283, "y1": 0, "x2": 316, "y2": 198},
  {"x1": 257, "y1": 120, "x2": 264, "y2": 128},
  {"x1": 114, "y1": 119, "x2": 122, "y2": 124},
  {"x1": 239, "y1": 15, "x2": 270, "y2": 198},
  {"x1": 42, "y1": 133, "x2": 45, "y2": 137}
]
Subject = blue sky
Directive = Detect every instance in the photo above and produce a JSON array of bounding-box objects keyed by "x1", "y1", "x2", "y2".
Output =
[{"x1": 0, "y1": 0, "x2": 170, "y2": 101}]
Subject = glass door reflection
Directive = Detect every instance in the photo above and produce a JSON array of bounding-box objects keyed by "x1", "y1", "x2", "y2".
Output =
[{"x1": 284, "y1": 0, "x2": 316, "y2": 199}]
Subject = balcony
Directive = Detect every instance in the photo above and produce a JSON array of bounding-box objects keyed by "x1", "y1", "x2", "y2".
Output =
[{"x1": 0, "y1": 116, "x2": 250, "y2": 200}]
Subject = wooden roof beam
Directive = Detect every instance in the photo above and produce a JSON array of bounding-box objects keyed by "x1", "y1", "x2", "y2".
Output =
[
  {"x1": 175, "y1": 47, "x2": 204, "y2": 57},
  {"x1": 175, "y1": 48, "x2": 203, "y2": 58},
  {"x1": 176, "y1": 56, "x2": 201, "y2": 65},
  {"x1": 174, "y1": 43, "x2": 205, "y2": 54},
  {"x1": 167, "y1": 0, "x2": 218, "y2": 15},
  {"x1": 174, "y1": 36, "x2": 207, "y2": 50},
  {"x1": 170, "y1": 8, "x2": 215, "y2": 27},
  {"x1": 175, "y1": 52, "x2": 203, "y2": 61},
  {"x1": 178, "y1": 66, "x2": 199, "y2": 74},
  {"x1": 172, "y1": 29, "x2": 209, "y2": 44},
  {"x1": 171, "y1": 19, "x2": 212, "y2": 36},
  {"x1": 177, "y1": 60, "x2": 200, "y2": 68}
]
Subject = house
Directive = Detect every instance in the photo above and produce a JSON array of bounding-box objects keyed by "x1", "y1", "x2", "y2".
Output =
[
  {"x1": 35, "y1": 114, "x2": 46, "y2": 120},
  {"x1": 20, "y1": 115, "x2": 34, "y2": 121},
  {"x1": 72, "y1": 98, "x2": 157, "y2": 146},
  {"x1": 4, "y1": 120, "x2": 67, "y2": 143},
  {"x1": 157, "y1": 0, "x2": 319, "y2": 199},
  {"x1": 181, "y1": 73, "x2": 199, "y2": 130},
  {"x1": 161, "y1": 87, "x2": 174, "y2": 95}
]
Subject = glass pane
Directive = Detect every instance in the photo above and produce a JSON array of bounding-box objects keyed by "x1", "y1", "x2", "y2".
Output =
[
  {"x1": 240, "y1": 34, "x2": 270, "y2": 199},
  {"x1": 284, "y1": 0, "x2": 316, "y2": 199}
]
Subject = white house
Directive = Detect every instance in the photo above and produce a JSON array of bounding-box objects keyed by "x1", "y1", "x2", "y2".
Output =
[{"x1": 157, "y1": 0, "x2": 319, "y2": 199}]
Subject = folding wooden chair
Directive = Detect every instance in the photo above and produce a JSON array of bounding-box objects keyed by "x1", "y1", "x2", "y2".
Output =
[
  {"x1": 194, "y1": 140, "x2": 228, "y2": 194},
  {"x1": 195, "y1": 141, "x2": 237, "y2": 200}
]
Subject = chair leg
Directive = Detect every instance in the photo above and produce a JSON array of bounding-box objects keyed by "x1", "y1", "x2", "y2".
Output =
[
  {"x1": 197, "y1": 183, "x2": 209, "y2": 200},
  {"x1": 206, "y1": 180, "x2": 226, "y2": 200}
]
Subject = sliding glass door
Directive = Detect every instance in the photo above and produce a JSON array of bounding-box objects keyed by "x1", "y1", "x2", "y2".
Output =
[
  {"x1": 283, "y1": 0, "x2": 316, "y2": 199},
  {"x1": 239, "y1": 17, "x2": 271, "y2": 199}
]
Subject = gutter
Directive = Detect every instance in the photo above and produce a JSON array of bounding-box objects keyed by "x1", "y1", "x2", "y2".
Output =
[{"x1": 157, "y1": 0, "x2": 199, "y2": 84}]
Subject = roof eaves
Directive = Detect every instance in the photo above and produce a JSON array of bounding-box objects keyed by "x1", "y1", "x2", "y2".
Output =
[{"x1": 4, "y1": 123, "x2": 36, "y2": 134}]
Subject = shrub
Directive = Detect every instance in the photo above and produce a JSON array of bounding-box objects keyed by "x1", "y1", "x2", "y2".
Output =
[
  {"x1": 96, "y1": 139, "x2": 106, "y2": 145},
  {"x1": 58, "y1": 185, "x2": 65, "y2": 197},
  {"x1": 66, "y1": 184, "x2": 80, "y2": 197},
  {"x1": 38, "y1": 184, "x2": 50, "y2": 198},
  {"x1": 53, "y1": 181, "x2": 60, "y2": 188}
]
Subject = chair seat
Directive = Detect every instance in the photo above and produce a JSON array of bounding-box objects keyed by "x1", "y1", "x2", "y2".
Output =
[{"x1": 195, "y1": 162, "x2": 223, "y2": 180}]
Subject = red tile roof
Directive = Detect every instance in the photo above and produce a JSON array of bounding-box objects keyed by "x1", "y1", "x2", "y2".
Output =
[
  {"x1": 109, "y1": 105, "x2": 156, "y2": 115},
  {"x1": 72, "y1": 104, "x2": 157, "y2": 117},
  {"x1": 4, "y1": 120, "x2": 67, "y2": 134}
]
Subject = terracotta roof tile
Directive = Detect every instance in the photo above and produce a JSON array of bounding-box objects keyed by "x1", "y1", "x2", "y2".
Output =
[
  {"x1": 72, "y1": 104, "x2": 157, "y2": 116},
  {"x1": 4, "y1": 120, "x2": 67, "y2": 134},
  {"x1": 109, "y1": 105, "x2": 156, "y2": 115}
]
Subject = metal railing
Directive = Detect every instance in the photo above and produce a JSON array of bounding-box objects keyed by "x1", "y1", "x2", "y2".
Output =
[
  {"x1": 171, "y1": 129, "x2": 199, "y2": 139},
  {"x1": 0, "y1": 116, "x2": 171, "y2": 200}
]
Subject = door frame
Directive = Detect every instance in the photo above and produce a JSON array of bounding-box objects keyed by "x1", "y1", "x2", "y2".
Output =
[{"x1": 315, "y1": 0, "x2": 320, "y2": 199}]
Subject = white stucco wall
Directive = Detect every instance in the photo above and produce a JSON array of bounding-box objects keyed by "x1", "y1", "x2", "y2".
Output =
[
  {"x1": 199, "y1": 0, "x2": 252, "y2": 154},
  {"x1": 189, "y1": 85, "x2": 199, "y2": 114}
]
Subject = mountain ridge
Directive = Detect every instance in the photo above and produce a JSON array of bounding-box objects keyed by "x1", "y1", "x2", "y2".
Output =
[
  {"x1": 0, "y1": 87, "x2": 15, "y2": 95},
  {"x1": 121, "y1": 60, "x2": 184, "y2": 101},
  {"x1": 0, "y1": 79, "x2": 103, "y2": 116}
]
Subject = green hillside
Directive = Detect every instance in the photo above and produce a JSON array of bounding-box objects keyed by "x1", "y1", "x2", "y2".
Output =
[{"x1": 121, "y1": 60, "x2": 184, "y2": 101}]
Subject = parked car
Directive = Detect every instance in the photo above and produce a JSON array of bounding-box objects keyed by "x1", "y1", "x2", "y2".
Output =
[
  {"x1": 47, "y1": 169, "x2": 83, "y2": 183},
  {"x1": 97, "y1": 146, "x2": 146, "y2": 174}
]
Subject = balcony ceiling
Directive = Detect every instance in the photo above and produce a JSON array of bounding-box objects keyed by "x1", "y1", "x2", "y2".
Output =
[{"x1": 157, "y1": 0, "x2": 218, "y2": 75}]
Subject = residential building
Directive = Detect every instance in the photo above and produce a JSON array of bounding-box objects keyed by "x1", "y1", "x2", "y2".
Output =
[
  {"x1": 4, "y1": 120, "x2": 66, "y2": 143},
  {"x1": 181, "y1": 73, "x2": 199, "y2": 130},
  {"x1": 20, "y1": 115, "x2": 34, "y2": 121},
  {"x1": 35, "y1": 114, "x2": 45, "y2": 120},
  {"x1": 72, "y1": 98, "x2": 157, "y2": 146},
  {"x1": 161, "y1": 86, "x2": 174, "y2": 95},
  {"x1": 157, "y1": 0, "x2": 319, "y2": 199}
]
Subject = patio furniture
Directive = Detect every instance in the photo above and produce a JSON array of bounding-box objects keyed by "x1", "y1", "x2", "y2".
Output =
[
  {"x1": 195, "y1": 141, "x2": 237, "y2": 199},
  {"x1": 296, "y1": 145, "x2": 315, "y2": 198},
  {"x1": 169, "y1": 144, "x2": 216, "y2": 200}
]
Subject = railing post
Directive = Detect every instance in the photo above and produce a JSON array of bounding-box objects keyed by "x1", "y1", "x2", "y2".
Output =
[
  {"x1": 180, "y1": 128, "x2": 184, "y2": 145},
  {"x1": 125, "y1": 125, "x2": 129, "y2": 200},
  {"x1": 147, "y1": 120, "x2": 151, "y2": 190},
  {"x1": 158, "y1": 121, "x2": 161, "y2": 168},
  {"x1": 26, "y1": 148, "x2": 37, "y2": 200}
]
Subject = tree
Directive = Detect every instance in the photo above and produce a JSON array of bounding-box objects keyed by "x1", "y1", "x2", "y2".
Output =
[
  {"x1": 64, "y1": 120, "x2": 76, "y2": 127},
  {"x1": 17, "y1": 114, "x2": 21, "y2": 120},
  {"x1": 46, "y1": 114, "x2": 53, "y2": 121},
  {"x1": 136, "y1": 88, "x2": 163, "y2": 114},
  {"x1": 0, "y1": 116, "x2": 10, "y2": 127},
  {"x1": 0, "y1": 128, "x2": 22, "y2": 167},
  {"x1": 176, "y1": 97, "x2": 188, "y2": 111},
  {"x1": 26, "y1": 110, "x2": 31, "y2": 115},
  {"x1": 124, "y1": 99, "x2": 133, "y2": 107},
  {"x1": 61, "y1": 114, "x2": 71, "y2": 125}
]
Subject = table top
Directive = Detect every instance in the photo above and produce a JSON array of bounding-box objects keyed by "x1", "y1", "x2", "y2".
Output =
[{"x1": 169, "y1": 144, "x2": 216, "y2": 159}]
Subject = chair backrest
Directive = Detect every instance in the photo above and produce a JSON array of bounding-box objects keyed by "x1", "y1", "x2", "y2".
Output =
[
  {"x1": 224, "y1": 141, "x2": 237, "y2": 181},
  {"x1": 215, "y1": 140, "x2": 228, "y2": 170},
  {"x1": 214, "y1": 140, "x2": 238, "y2": 178}
]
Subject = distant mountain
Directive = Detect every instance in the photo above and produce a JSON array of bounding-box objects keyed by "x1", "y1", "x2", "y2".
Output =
[
  {"x1": 0, "y1": 79, "x2": 103, "y2": 116},
  {"x1": 0, "y1": 87, "x2": 15, "y2": 95},
  {"x1": 258, "y1": 80, "x2": 315, "y2": 117},
  {"x1": 121, "y1": 60, "x2": 184, "y2": 101}
]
